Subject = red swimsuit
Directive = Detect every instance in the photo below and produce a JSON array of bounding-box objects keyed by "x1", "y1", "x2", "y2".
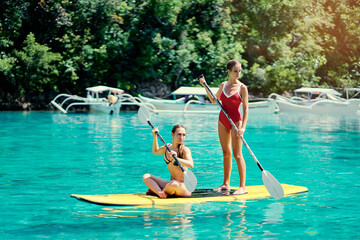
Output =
[{"x1": 219, "y1": 83, "x2": 243, "y2": 130}]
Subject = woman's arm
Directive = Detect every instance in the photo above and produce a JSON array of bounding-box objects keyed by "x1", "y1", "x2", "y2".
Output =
[
  {"x1": 199, "y1": 76, "x2": 223, "y2": 104},
  {"x1": 240, "y1": 85, "x2": 249, "y2": 133},
  {"x1": 152, "y1": 128, "x2": 166, "y2": 155},
  {"x1": 215, "y1": 82, "x2": 225, "y2": 101},
  {"x1": 170, "y1": 147, "x2": 194, "y2": 169}
]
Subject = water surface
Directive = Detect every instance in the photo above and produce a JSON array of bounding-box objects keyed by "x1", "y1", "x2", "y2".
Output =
[{"x1": 0, "y1": 111, "x2": 359, "y2": 239}]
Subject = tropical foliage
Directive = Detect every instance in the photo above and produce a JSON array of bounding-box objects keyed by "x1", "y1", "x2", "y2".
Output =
[{"x1": 0, "y1": 0, "x2": 359, "y2": 108}]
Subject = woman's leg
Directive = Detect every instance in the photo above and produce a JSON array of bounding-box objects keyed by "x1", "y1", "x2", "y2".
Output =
[
  {"x1": 163, "y1": 180, "x2": 191, "y2": 197},
  {"x1": 214, "y1": 121, "x2": 232, "y2": 191},
  {"x1": 142, "y1": 174, "x2": 169, "y2": 198},
  {"x1": 231, "y1": 121, "x2": 247, "y2": 195}
]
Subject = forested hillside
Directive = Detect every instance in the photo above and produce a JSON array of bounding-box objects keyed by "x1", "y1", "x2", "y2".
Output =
[{"x1": 1, "y1": 0, "x2": 359, "y2": 110}]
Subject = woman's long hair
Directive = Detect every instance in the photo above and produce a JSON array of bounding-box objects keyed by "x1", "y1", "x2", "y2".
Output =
[{"x1": 171, "y1": 124, "x2": 186, "y2": 158}]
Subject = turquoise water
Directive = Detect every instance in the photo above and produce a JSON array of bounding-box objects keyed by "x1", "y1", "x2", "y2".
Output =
[{"x1": 1, "y1": 111, "x2": 359, "y2": 239}]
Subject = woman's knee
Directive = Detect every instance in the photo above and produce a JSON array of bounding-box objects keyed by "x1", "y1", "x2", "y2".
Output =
[
  {"x1": 168, "y1": 180, "x2": 181, "y2": 188},
  {"x1": 167, "y1": 181, "x2": 191, "y2": 196},
  {"x1": 183, "y1": 191, "x2": 191, "y2": 197},
  {"x1": 222, "y1": 149, "x2": 232, "y2": 159},
  {"x1": 233, "y1": 154, "x2": 245, "y2": 163},
  {"x1": 142, "y1": 173, "x2": 151, "y2": 181}
]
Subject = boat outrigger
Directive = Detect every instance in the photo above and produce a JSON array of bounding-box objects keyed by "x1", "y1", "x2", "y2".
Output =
[
  {"x1": 51, "y1": 85, "x2": 281, "y2": 114},
  {"x1": 51, "y1": 86, "x2": 145, "y2": 114},
  {"x1": 268, "y1": 87, "x2": 360, "y2": 115},
  {"x1": 140, "y1": 86, "x2": 278, "y2": 114}
]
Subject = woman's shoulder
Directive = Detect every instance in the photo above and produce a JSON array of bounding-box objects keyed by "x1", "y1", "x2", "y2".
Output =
[
  {"x1": 239, "y1": 82, "x2": 248, "y2": 96},
  {"x1": 238, "y1": 81, "x2": 247, "y2": 89},
  {"x1": 183, "y1": 145, "x2": 191, "y2": 153},
  {"x1": 219, "y1": 81, "x2": 227, "y2": 89}
]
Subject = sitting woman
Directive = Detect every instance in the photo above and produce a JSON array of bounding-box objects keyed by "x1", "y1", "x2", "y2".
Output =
[{"x1": 143, "y1": 125, "x2": 194, "y2": 199}]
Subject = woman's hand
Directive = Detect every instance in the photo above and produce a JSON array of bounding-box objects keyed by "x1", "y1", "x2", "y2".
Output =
[
  {"x1": 199, "y1": 75, "x2": 206, "y2": 86},
  {"x1": 238, "y1": 127, "x2": 245, "y2": 137},
  {"x1": 166, "y1": 150, "x2": 177, "y2": 162},
  {"x1": 152, "y1": 127, "x2": 159, "y2": 136}
]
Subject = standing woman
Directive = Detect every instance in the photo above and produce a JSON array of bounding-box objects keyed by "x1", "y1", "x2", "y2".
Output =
[
  {"x1": 199, "y1": 59, "x2": 249, "y2": 195},
  {"x1": 143, "y1": 125, "x2": 194, "y2": 199}
]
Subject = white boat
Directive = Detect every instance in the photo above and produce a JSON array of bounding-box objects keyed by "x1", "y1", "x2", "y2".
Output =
[
  {"x1": 139, "y1": 86, "x2": 278, "y2": 114},
  {"x1": 51, "y1": 86, "x2": 146, "y2": 114},
  {"x1": 268, "y1": 87, "x2": 360, "y2": 115}
]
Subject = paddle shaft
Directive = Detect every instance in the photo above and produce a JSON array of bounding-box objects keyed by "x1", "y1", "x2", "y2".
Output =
[
  {"x1": 199, "y1": 75, "x2": 264, "y2": 172},
  {"x1": 146, "y1": 120, "x2": 186, "y2": 172}
]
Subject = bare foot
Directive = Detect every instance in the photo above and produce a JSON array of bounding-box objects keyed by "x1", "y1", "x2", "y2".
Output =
[
  {"x1": 233, "y1": 187, "x2": 247, "y2": 195},
  {"x1": 213, "y1": 185, "x2": 230, "y2": 192},
  {"x1": 157, "y1": 191, "x2": 168, "y2": 199},
  {"x1": 222, "y1": 190, "x2": 231, "y2": 196}
]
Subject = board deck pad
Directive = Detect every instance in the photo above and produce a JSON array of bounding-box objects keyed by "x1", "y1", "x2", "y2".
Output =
[{"x1": 71, "y1": 184, "x2": 308, "y2": 206}]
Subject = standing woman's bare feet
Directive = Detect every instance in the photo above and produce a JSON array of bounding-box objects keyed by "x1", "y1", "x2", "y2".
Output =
[
  {"x1": 233, "y1": 187, "x2": 247, "y2": 195},
  {"x1": 213, "y1": 184, "x2": 230, "y2": 192}
]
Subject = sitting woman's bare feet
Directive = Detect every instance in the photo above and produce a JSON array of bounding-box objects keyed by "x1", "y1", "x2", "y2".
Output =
[
  {"x1": 233, "y1": 187, "x2": 247, "y2": 195},
  {"x1": 157, "y1": 191, "x2": 168, "y2": 199},
  {"x1": 146, "y1": 189, "x2": 167, "y2": 199},
  {"x1": 213, "y1": 184, "x2": 230, "y2": 192}
]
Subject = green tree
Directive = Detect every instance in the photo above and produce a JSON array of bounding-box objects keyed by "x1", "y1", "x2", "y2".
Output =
[
  {"x1": 1, "y1": 0, "x2": 360, "y2": 108},
  {"x1": 13, "y1": 33, "x2": 62, "y2": 96}
]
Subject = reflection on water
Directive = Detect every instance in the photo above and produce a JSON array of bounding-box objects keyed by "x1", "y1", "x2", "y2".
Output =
[
  {"x1": 75, "y1": 204, "x2": 196, "y2": 238},
  {"x1": 262, "y1": 203, "x2": 284, "y2": 224},
  {"x1": 274, "y1": 112, "x2": 360, "y2": 132},
  {"x1": 221, "y1": 201, "x2": 247, "y2": 239},
  {"x1": 74, "y1": 200, "x2": 251, "y2": 239}
]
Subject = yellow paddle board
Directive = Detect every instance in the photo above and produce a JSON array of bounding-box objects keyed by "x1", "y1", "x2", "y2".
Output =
[{"x1": 71, "y1": 184, "x2": 308, "y2": 206}]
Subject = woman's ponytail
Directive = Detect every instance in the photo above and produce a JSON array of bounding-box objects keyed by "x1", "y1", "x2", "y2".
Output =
[{"x1": 171, "y1": 124, "x2": 186, "y2": 158}]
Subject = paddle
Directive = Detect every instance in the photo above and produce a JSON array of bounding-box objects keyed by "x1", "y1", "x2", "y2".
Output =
[
  {"x1": 198, "y1": 74, "x2": 284, "y2": 199},
  {"x1": 138, "y1": 106, "x2": 197, "y2": 193}
]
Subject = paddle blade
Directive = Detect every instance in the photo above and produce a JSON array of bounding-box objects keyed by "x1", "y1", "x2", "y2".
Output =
[
  {"x1": 262, "y1": 170, "x2": 284, "y2": 200},
  {"x1": 184, "y1": 170, "x2": 197, "y2": 193},
  {"x1": 138, "y1": 106, "x2": 150, "y2": 124}
]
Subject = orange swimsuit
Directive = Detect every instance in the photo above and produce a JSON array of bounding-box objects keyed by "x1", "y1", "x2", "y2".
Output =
[{"x1": 219, "y1": 83, "x2": 243, "y2": 130}]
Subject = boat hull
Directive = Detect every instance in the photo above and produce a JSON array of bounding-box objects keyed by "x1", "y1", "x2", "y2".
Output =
[
  {"x1": 276, "y1": 99, "x2": 360, "y2": 114},
  {"x1": 140, "y1": 96, "x2": 277, "y2": 114},
  {"x1": 89, "y1": 102, "x2": 121, "y2": 114}
]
